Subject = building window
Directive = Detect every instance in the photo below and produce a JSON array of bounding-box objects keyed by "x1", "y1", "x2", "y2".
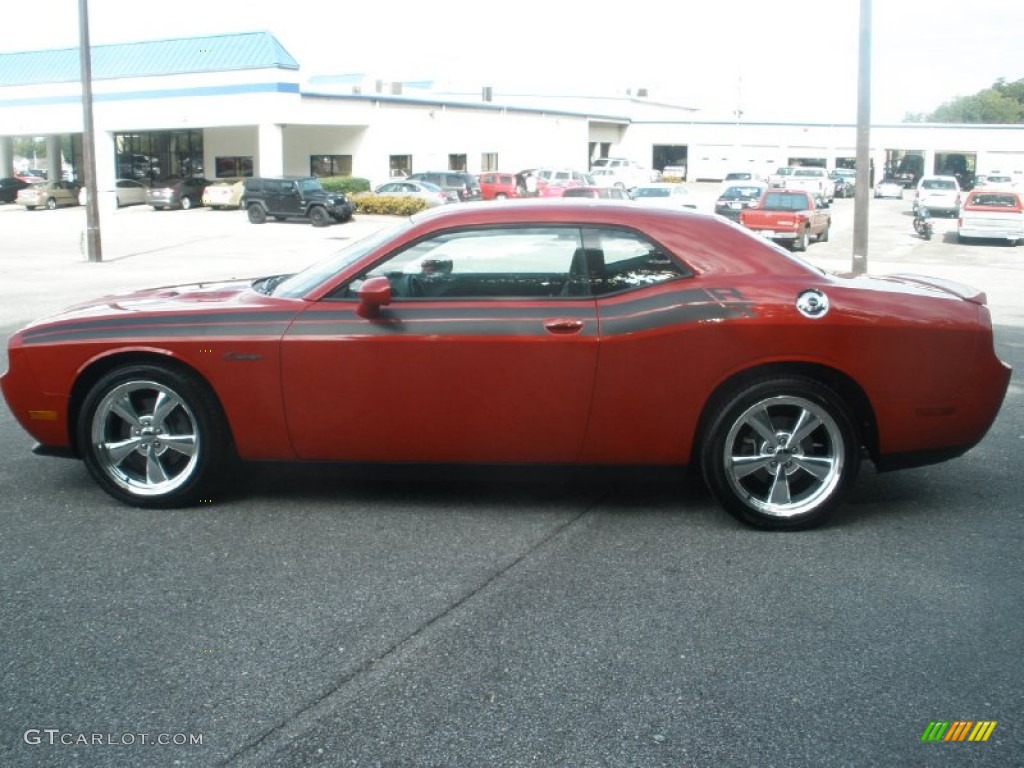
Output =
[
  {"x1": 481, "y1": 153, "x2": 499, "y2": 171},
  {"x1": 311, "y1": 155, "x2": 352, "y2": 177},
  {"x1": 448, "y1": 154, "x2": 467, "y2": 171},
  {"x1": 113, "y1": 130, "x2": 204, "y2": 180},
  {"x1": 390, "y1": 155, "x2": 412, "y2": 177},
  {"x1": 215, "y1": 156, "x2": 254, "y2": 178}
]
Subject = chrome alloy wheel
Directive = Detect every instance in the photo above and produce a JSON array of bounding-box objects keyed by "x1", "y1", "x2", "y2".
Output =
[
  {"x1": 723, "y1": 395, "x2": 845, "y2": 518},
  {"x1": 90, "y1": 380, "x2": 200, "y2": 497}
]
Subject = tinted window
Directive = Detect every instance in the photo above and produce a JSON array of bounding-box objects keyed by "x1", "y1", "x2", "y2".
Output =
[
  {"x1": 580, "y1": 227, "x2": 691, "y2": 295},
  {"x1": 347, "y1": 227, "x2": 584, "y2": 299}
]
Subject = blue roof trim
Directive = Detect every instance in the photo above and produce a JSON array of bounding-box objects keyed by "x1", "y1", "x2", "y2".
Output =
[
  {"x1": 0, "y1": 82, "x2": 300, "y2": 108},
  {"x1": 0, "y1": 31, "x2": 299, "y2": 86}
]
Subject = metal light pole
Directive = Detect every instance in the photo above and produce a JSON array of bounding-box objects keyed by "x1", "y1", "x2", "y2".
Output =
[
  {"x1": 851, "y1": 0, "x2": 871, "y2": 274},
  {"x1": 79, "y1": 0, "x2": 102, "y2": 262}
]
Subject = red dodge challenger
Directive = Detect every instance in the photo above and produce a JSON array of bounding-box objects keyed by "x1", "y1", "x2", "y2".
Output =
[{"x1": 1, "y1": 202, "x2": 1011, "y2": 530}]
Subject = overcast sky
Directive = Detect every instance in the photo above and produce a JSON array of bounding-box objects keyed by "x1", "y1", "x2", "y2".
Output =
[{"x1": 2, "y1": 0, "x2": 1022, "y2": 123}]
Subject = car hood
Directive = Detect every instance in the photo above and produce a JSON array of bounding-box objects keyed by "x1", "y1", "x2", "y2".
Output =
[{"x1": 22, "y1": 278, "x2": 292, "y2": 329}]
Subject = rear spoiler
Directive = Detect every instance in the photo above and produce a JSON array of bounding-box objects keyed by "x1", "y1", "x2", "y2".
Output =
[{"x1": 886, "y1": 273, "x2": 988, "y2": 305}]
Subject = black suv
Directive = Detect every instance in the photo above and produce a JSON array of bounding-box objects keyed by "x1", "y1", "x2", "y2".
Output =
[
  {"x1": 243, "y1": 176, "x2": 354, "y2": 226},
  {"x1": 406, "y1": 171, "x2": 481, "y2": 202}
]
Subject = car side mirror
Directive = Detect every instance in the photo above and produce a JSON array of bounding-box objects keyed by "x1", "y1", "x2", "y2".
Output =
[{"x1": 355, "y1": 276, "x2": 392, "y2": 319}]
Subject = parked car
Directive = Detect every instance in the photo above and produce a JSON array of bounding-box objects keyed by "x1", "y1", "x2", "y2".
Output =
[
  {"x1": 874, "y1": 176, "x2": 904, "y2": 199},
  {"x1": 242, "y1": 176, "x2": 354, "y2": 226},
  {"x1": 15, "y1": 180, "x2": 80, "y2": 210},
  {"x1": 957, "y1": 188, "x2": 1024, "y2": 244},
  {"x1": 147, "y1": 177, "x2": 210, "y2": 210},
  {"x1": 406, "y1": 171, "x2": 481, "y2": 202},
  {"x1": 477, "y1": 172, "x2": 522, "y2": 200},
  {"x1": 714, "y1": 183, "x2": 768, "y2": 222},
  {"x1": 201, "y1": 179, "x2": 246, "y2": 210},
  {"x1": 723, "y1": 170, "x2": 763, "y2": 184},
  {"x1": 15, "y1": 170, "x2": 46, "y2": 183},
  {"x1": 830, "y1": 169, "x2": 856, "y2": 198},
  {"x1": 976, "y1": 174, "x2": 1017, "y2": 191},
  {"x1": 535, "y1": 169, "x2": 594, "y2": 196},
  {"x1": 630, "y1": 183, "x2": 698, "y2": 209},
  {"x1": 79, "y1": 178, "x2": 150, "y2": 208},
  {"x1": 0, "y1": 176, "x2": 30, "y2": 203},
  {"x1": 589, "y1": 157, "x2": 656, "y2": 189},
  {"x1": 561, "y1": 186, "x2": 631, "y2": 200},
  {"x1": 372, "y1": 180, "x2": 449, "y2": 207},
  {"x1": 2, "y1": 202, "x2": 1010, "y2": 531},
  {"x1": 739, "y1": 189, "x2": 831, "y2": 251},
  {"x1": 915, "y1": 175, "x2": 961, "y2": 217}
]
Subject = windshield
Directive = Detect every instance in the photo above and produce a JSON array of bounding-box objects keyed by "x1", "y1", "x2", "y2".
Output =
[
  {"x1": 297, "y1": 178, "x2": 324, "y2": 193},
  {"x1": 270, "y1": 220, "x2": 413, "y2": 298}
]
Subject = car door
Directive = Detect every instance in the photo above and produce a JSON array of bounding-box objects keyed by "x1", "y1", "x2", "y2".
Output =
[
  {"x1": 268, "y1": 179, "x2": 301, "y2": 215},
  {"x1": 280, "y1": 225, "x2": 600, "y2": 463},
  {"x1": 567, "y1": 226, "x2": 720, "y2": 465}
]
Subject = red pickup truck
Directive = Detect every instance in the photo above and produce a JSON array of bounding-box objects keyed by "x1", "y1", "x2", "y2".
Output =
[{"x1": 739, "y1": 189, "x2": 831, "y2": 251}]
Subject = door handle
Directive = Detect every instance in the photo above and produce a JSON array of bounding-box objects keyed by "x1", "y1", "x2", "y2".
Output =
[{"x1": 543, "y1": 318, "x2": 584, "y2": 334}]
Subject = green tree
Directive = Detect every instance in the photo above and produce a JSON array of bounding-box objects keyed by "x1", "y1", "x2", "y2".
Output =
[{"x1": 912, "y1": 77, "x2": 1024, "y2": 124}]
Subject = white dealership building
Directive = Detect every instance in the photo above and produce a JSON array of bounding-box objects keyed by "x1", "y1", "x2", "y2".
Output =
[{"x1": 2, "y1": 31, "x2": 1023, "y2": 189}]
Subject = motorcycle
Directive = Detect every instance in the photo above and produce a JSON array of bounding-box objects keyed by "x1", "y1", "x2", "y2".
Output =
[{"x1": 913, "y1": 205, "x2": 933, "y2": 240}]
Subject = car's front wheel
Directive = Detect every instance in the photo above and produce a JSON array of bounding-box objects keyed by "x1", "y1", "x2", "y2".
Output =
[
  {"x1": 46, "y1": 197, "x2": 57, "y2": 210},
  {"x1": 701, "y1": 377, "x2": 860, "y2": 530},
  {"x1": 181, "y1": 196, "x2": 194, "y2": 210},
  {"x1": 77, "y1": 364, "x2": 228, "y2": 507},
  {"x1": 308, "y1": 206, "x2": 331, "y2": 227}
]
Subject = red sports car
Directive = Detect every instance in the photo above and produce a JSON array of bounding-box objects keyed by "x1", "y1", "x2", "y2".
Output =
[{"x1": 1, "y1": 203, "x2": 1011, "y2": 529}]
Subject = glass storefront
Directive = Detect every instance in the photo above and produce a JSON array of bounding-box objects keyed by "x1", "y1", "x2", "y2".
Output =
[{"x1": 114, "y1": 130, "x2": 204, "y2": 181}]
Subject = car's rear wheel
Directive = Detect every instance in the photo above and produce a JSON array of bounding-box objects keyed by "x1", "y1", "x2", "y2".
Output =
[
  {"x1": 309, "y1": 206, "x2": 331, "y2": 227},
  {"x1": 495, "y1": 193, "x2": 507, "y2": 200},
  {"x1": 77, "y1": 364, "x2": 228, "y2": 508},
  {"x1": 247, "y1": 204, "x2": 267, "y2": 224},
  {"x1": 701, "y1": 377, "x2": 860, "y2": 530},
  {"x1": 818, "y1": 224, "x2": 830, "y2": 243}
]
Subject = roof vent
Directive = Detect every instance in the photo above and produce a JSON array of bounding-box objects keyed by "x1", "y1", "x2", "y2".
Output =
[{"x1": 482, "y1": 86, "x2": 493, "y2": 102}]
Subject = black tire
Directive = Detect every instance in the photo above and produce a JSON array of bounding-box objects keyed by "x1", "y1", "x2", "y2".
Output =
[
  {"x1": 495, "y1": 193, "x2": 507, "y2": 200},
  {"x1": 46, "y1": 197, "x2": 57, "y2": 210},
  {"x1": 792, "y1": 229, "x2": 808, "y2": 252},
  {"x1": 818, "y1": 224, "x2": 830, "y2": 243},
  {"x1": 181, "y1": 196, "x2": 193, "y2": 210},
  {"x1": 247, "y1": 204, "x2": 267, "y2": 224},
  {"x1": 308, "y1": 206, "x2": 331, "y2": 227},
  {"x1": 701, "y1": 376, "x2": 860, "y2": 530},
  {"x1": 77, "y1": 364, "x2": 229, "y2": 508}
]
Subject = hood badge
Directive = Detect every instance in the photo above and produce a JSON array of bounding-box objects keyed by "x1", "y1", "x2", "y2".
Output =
[{"x1": 796, "y1": 289, "x2": 830, "y2": 318}]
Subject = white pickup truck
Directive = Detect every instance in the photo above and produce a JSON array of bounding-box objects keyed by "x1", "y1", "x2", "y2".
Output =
[{"x1": 782, "y1": 167, "x2": 834, "y2": 202}]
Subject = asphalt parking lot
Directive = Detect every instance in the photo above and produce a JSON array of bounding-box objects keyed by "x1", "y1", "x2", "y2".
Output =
[{"x1": 1, "y1": 189, "x2": 1022, "y2": 767}]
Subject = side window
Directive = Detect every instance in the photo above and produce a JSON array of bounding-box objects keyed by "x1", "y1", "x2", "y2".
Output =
[
  {"x1": 580, "y1": 227, "x2": 691, "y2": 296},
  {"x1": 342, "y1": 227, "x2": 584, "y2": 300}
]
